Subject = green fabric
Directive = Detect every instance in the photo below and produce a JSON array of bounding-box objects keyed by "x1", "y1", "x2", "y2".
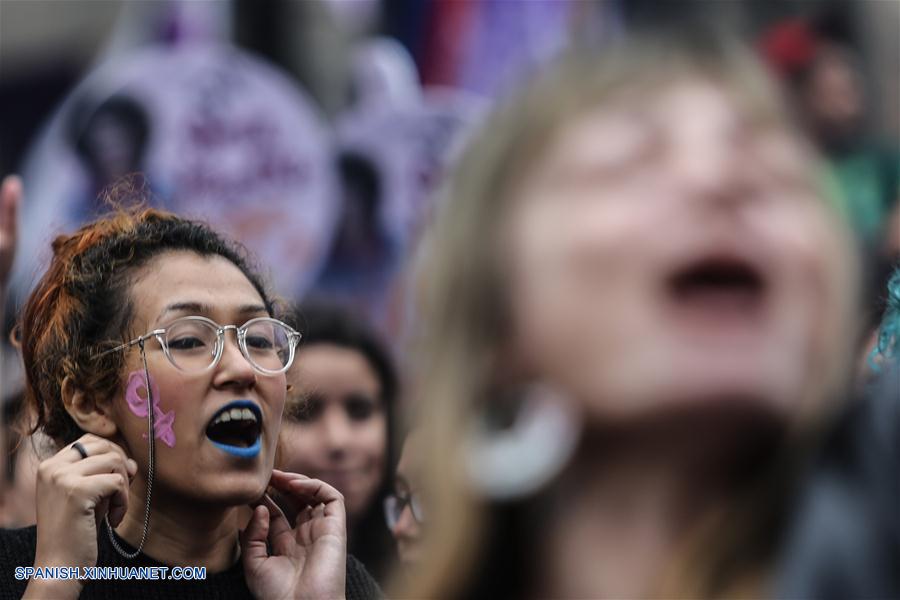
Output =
[{"x1": 829, "y1": 144, "x2": 900, "y2": 242}]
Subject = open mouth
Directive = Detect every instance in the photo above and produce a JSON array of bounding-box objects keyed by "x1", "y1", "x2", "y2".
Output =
[
  {"x1": 667, "y1": 256, "x2": 766, "y2": 310},
  {"x1": 205, "y1": 400, "x2": 262, "y2": 458}
]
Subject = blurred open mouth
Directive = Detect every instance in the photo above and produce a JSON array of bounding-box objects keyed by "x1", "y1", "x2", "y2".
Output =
[
  {"x1": 666, "y1": 255, "x2": 768, "y2": 319},
  {"x1": 205, "y1": 400, "x2": 263, "y2": 458}
]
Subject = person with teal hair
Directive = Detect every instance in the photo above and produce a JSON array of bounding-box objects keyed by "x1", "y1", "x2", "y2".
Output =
[{"x1": 869, "y1": 267, "x2": 900, "y2": 370}]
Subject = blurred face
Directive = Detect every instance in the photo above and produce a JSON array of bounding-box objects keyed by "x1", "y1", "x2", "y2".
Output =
[
  {"x1": 281, "y1": 344, "x2": 387, "y2": 520},
  {"x1": 87, "y1": 116, "x2": 140, "y2": 181},
  {"x1": 504, "y1": 78, "x2": 851, "y2": 423},
  {"x1": 802, "y1": 52, "x2": 864, "y2": 152},
  {"x1": 390, "y1": 434, "x2": 425, "y2": 565},
  {"x1": 113, "y1": 251, "x2": 286, "y2": 506}
]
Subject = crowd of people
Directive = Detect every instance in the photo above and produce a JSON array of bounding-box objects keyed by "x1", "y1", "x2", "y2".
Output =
[{"x1": 0, "y1": 18, "x2": 898, "y2": 600}]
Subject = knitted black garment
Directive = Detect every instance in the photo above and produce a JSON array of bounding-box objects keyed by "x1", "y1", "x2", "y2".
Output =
[
  {"x1": 775, "y1": 366, "x2": 900, "y2": 599},
  {"x1": 0, "y1": 524, "x2": 382, "y2": 600}
]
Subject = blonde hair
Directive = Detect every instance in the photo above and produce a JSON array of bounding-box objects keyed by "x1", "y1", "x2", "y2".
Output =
[{"x1": 398, "y1": 27, "x2": 861, "y2": 599}]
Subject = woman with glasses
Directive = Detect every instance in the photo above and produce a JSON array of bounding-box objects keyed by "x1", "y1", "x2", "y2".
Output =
[
  {"x1": 1, "y1": 198, "x2": 380, "y2": 599},
  {"x1": 384, "y1": 431, "x2": 425, "y2": 567}
]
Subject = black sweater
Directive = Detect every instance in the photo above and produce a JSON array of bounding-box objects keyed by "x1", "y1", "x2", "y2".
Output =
[
  {"x1": 774, "y1": 366, "x2": 900, "y2": 598},
  {"x1": 0, "y1": 523, "x2": 381, "y2": 599}
]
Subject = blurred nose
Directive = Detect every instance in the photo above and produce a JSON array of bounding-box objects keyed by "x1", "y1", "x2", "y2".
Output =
[
  {"x1": 668, "y1": 93, "x2": 752, "y2": 211},
  {"x1": 672, "y1": 134, "x2": 748, "y2": 209},
  {"x1": 212, "y1": 331, "x2": 257, "y2": 390},
  {"x1": 323, "y1": 408, "x2": 352, "y2": 458}
]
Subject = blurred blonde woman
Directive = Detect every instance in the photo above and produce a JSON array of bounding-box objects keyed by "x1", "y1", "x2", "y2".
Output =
[{"x1": 400, "y1": 28, "x2": 874, "y2": 599}]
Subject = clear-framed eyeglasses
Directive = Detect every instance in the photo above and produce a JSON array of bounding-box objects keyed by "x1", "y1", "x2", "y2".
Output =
[
  {"x1": 96, "y1": 316, "x2": 302, "y2": 376},
  {"x1": 384, "y1": 492, "x2": 425, "y2": 529}
]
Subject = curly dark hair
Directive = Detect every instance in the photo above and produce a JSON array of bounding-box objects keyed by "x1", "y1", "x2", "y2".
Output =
[{"x1": 13, "y1": 186, "x2": 273, "y2": 448}]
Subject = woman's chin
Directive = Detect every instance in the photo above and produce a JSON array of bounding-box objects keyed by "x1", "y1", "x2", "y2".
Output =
[{"x1": 187, "y1": 476, "x2": 270, "y2": 507}]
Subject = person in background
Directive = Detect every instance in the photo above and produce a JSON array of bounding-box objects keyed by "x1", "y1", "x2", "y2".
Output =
[
  {"x1": 760, "y1": 17, "x2": 899, "y2": 247},
  {"x1": 398, "y1": 28, "x2": 884, "y2": 599},
  {"x1": 854, "y1": 190, "x2": 899, "y2": 383},
  {"x1": 384, "y1": 430, "x2": 425, "y2": 568},
  {"x1": 66, "y1": 95, "x2": 152, "y2": 220},
  {"x1": 0, "y1": 175, "x2": 20, "y2": 293},
  {"x1": 867, "y1": 267, "x2": 900, "y2": 372},
  {"x1": 0, "y1": 174, "x2": 22, "y2": 522},
  {"x1": 856, "y1": 257, "x2": 899, "y2": 384},
  {"x1": 280, "y1": 302, "x2": 398, "y2": 584},
  {"x1": 776, "y1": 283, "x2": 898, "y2": 599},
  {"x1": 0, "y1": 391, "x2": 40, "y2": 528}
]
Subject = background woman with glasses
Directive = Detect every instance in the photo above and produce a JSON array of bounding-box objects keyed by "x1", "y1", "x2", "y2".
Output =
[
  {"x1": 385, "y1": 430, "x2": 426, "y2": 568},
  {"x1": 1, "y1": 189, "x2": 380, "y2": 599}
]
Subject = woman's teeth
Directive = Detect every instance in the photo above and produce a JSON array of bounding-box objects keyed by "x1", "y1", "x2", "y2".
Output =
[
  {"x1": 206, "y1": 403, "x2": 263, "y2": 455},
  {"x1": 211, "y1": 408, "x2": 258, "y2": 426}
]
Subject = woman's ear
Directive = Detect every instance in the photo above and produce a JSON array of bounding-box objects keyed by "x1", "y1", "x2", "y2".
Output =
[{"x1": 61, "y1": 376, "x2": 118, "y2": 437}]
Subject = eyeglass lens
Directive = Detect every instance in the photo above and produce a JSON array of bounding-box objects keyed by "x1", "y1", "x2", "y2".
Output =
[
  {"x1": 164, "y1": 318, "x2": 292, "y2": 373},
  {"x1": 384, "y1": 494, "x2": 424, "y2": 528}
]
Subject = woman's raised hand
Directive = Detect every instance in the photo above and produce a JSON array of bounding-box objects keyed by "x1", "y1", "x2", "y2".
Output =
[
  {"x1": 241, "y1": 469, "x2": 348, "y2": 600},
  {"x1": 25, "y1": 434, "x2": 136, "y2": 599},
  {"x1": 0, "y1": 174, "x2": 21, "y2": 291}
]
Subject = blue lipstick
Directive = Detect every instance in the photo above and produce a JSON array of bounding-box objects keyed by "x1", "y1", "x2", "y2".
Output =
[
  {"x1": 210, "y1": 436, "x2": 262, "y2": 459},
  {"x1": 206, "y1": 400, "x2": 262, "y2": 459}
]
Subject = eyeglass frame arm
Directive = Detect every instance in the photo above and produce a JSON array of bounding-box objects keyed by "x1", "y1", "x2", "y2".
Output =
[{"x1": 95, "y1": 330, "x2": 167, "y2": 358}]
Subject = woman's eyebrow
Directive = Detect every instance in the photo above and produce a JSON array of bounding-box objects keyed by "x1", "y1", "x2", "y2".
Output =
[
  {"x1": 156, "y1": 301, "x2": 209, "y2": 322},
  {"x1": 154, "y1": 302, "x2": 268, "y2": 323},
  {"x1": 237, "y1": 303, "x2": 269, "y2": 316}
]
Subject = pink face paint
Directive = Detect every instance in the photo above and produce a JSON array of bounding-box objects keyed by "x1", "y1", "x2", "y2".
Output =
[
  {"x1": 149, "y1": 410, "x2": 177, "y2": 448},
  {"x1": 125, "y1": 371, "x2": 154, "y2": 417},
  {"x1": 125, "y1": 370, "x2": 177, "y2": 448}
]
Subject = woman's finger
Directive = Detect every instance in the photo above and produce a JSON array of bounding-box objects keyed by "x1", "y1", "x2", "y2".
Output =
[
  {"x1": 260, "y1": 494, "x2": 296, "y2": 556},
  {"x1": 265, "y1": 472, "x2": 309, "y2": 526},
  {"x1": 275, "y1": 479, "x2": 342, "y2": 524},
  {"x1": 66, "y1": 453, "x2": 132, "y2": 481},
  {"x1": 270, "y1": 475, "x2": 342, "y2": 503},
  {"x1": 240, "y1": 505, "x2": 271, "y2": 569},
  {"x1": 296, "y1": 505, "x2": 314, "y2": 528},
  {"x1": 0, "y1": 175, "x2": 20, "y2": 230},
  {"x1": 285, "y1": 478, "x2": 346, "y2": 520},
  {"x1": 56, "y1": 443, "x2": 138, "y2": 487},
  {"x1": 270, "y1": 469, "x2": 309, "y2": 484},
  {"x1": 71, "y1": 436, "x2": 132, "y2": 463},
  {"x1": 58, "y1": 436, "x2": 135, "y2": 473},
  {"x1": 106, "y1": 473, "x2": 130, "y2": 528},
  {"x1": 269, "y1": 470, "x2": 328, "y2": 504},
  {"x1": 68, "y1": 472, "x2": 130, "y2": 510},
  {"x1": 0, "y1": 175, "x2": 21, "y2": 284}
]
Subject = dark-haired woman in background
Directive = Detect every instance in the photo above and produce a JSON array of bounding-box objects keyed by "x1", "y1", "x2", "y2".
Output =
[{"x1": 279, "y1": 302, "x2": 398, "y2": 585}]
